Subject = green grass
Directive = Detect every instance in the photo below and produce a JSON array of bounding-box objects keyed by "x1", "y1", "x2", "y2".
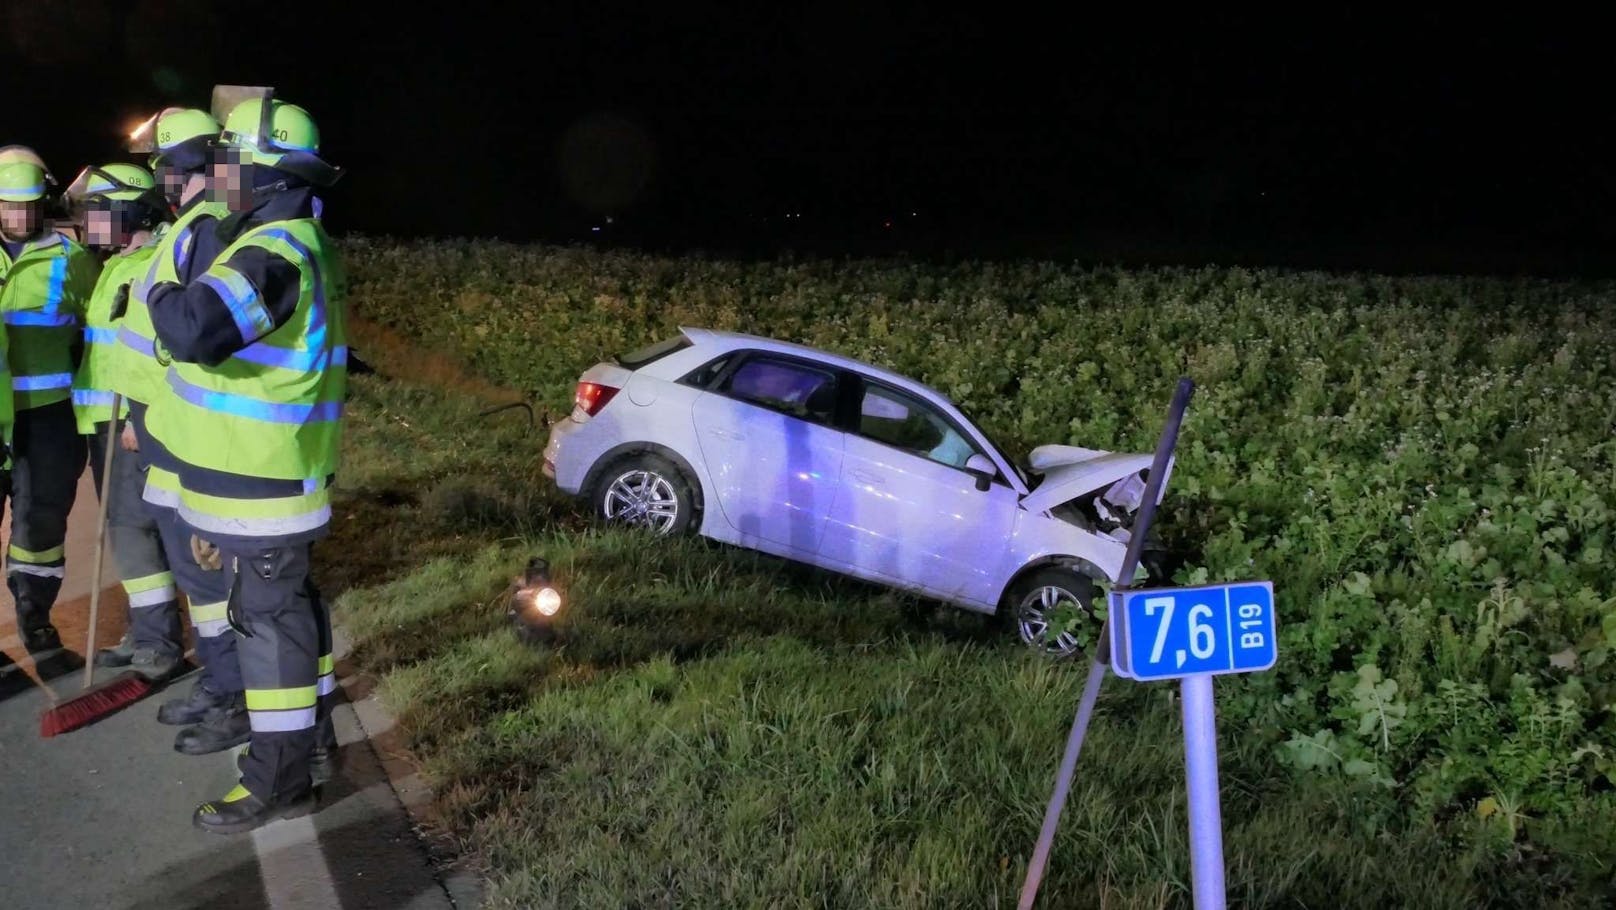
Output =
[
  {"x1": 332, "y1": 364, "x2": 1612, "y2": 908},
  {"x1": 326, "y1": 238, "x2": 1616, "y2": 907}
]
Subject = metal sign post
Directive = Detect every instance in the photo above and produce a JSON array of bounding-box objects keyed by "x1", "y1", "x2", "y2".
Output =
[
  {"x1": 1109, "y1": 581, "x2": 1277, "y2": 910},
  {"x1": 1017, "y1": 374, "x2": 1282, "y2": 910},
  {"x1": 1182, "y1": 673, "x2": 1225, "y2": 908},
  {"x1": 1018, "y1": 377, "x2": 1194, "y2": 910}
]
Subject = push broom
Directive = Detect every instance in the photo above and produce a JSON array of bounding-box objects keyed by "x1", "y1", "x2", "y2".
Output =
[{"x1": 41, "y1": 393, "x2": 156, "y2": 737}]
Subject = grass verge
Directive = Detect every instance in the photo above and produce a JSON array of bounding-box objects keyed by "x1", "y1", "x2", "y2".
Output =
[{"x1": 330, "y1": 324, "x2": 1616, "y2": 908}]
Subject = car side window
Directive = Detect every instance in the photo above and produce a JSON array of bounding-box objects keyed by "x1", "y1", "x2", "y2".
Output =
[
  {"x1": 679, "y1": 355, "x2": 732, "y2": 389},
  {"x1": 856, "y1": 383, "x2": 982, "y2": 470},
  {"x1": 720, "y1": 357, "x2": 838, "y2": 424}
]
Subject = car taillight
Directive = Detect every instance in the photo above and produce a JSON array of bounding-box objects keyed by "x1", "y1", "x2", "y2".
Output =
[{"x1": 575, "y1": 381, "x2": 619, "y2": 417}]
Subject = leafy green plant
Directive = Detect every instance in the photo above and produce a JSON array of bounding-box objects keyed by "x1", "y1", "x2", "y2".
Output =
[{"x1": 334, "y1": 237, "x2": 1616, "y2": 905}]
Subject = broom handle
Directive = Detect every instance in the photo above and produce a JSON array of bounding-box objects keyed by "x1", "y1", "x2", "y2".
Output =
[{"x1": 82, "y1": 394, "x2": 121, "y2": 691}]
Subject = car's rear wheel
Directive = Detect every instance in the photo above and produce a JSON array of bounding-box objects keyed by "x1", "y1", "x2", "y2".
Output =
[
  {"x1": 1002, "y1": 567, "x2": 1100, "y2": 660},
  {"x1": 593, "y1": 453, "x2": 698, "y2": 536}
]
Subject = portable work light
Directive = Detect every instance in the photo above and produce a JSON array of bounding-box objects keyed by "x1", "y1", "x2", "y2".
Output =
[{"x1": 507, "y1": 556, "x2": 564, "y2": 642}]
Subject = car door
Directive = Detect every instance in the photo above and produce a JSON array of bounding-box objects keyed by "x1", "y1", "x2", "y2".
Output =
[
  {"x1": 818, "y1": 377, "x2": 1019, "y2": 604},
  {"x1": 689, "y1": 353, "x2": 847, "y2": 557}
]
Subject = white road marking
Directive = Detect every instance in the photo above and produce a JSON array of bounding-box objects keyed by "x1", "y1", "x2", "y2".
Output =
[
  {"x1": 247, "y1": 709, "x2": 369, "y2": 909},
  {"x1": 253, "y1": 810, "x2": 344, "y2": 910}
]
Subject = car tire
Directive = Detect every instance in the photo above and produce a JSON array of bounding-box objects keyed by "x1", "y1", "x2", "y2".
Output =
[
  {"x1": 592, "y1": 453, "x2": 699, "y2": 537},
  {"x1": 1002, "y1": 567, "x2": 1100, "y2": 660}
]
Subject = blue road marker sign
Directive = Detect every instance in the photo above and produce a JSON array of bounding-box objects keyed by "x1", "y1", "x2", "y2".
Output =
[{"x1": 1109, "y1": 581, "x2": 1276, "y2": 682}]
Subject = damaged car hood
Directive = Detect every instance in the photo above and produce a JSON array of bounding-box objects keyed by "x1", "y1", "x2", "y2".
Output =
[{"x1": 1018, "y1": 444, "x2": 1171, "y2": 516}]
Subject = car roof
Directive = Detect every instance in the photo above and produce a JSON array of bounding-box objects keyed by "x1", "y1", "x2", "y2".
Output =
[{"x1": 676, "y1": 325, "x2": 953, "y2": 406}]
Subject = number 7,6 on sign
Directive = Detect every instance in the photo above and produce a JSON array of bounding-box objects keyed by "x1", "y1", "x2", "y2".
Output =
[{"x1": 1111, "y1": 582, "x2": 1277, "y2": 683}]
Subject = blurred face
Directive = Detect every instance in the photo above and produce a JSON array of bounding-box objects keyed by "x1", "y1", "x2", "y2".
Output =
[
  {"x1": 0, "y1": 200, "x2": 41, "y2": 240},
  {"x1": 207, "y1": 148, "x2": 254, "y2": 212},
  {"x1": 84, "y1": 206, "x2": 130, "y2": 250},
  {"x1": 154, "y1": 163, "x2": 188, "y2": 208}
]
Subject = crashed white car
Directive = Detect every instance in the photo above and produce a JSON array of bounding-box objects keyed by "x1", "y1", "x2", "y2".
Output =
[{"x1": 542, "y1": 327, "x2": 1173, "y2": 656}]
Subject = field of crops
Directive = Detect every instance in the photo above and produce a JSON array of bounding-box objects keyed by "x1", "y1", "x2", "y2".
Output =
[{"x1": 335, "y1": 236, "x2": 1616, "y2": 907}]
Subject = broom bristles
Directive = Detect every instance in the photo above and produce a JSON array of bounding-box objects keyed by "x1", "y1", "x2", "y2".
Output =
[{"x1": 39, "y1": 672, "x2": 155, "y2": 737}]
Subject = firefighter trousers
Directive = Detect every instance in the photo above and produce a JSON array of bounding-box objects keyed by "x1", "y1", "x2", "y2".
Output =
[
  {"x1": 4, "y1": 400, "x2": 87, "y2": 635},
  {"x1": 88, "y1": 419, "x2": 182, "y2": 656},
  {"x1": 154, "y1": 507, "x2": 241, "y2": 694},
  {"x1": 225, "y1": 542, "x2": 336, "y2": 801}
]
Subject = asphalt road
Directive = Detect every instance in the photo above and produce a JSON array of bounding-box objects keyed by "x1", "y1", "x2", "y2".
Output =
[{"x1": 0, "y1": 469, "x2": 477, "y2": 909}]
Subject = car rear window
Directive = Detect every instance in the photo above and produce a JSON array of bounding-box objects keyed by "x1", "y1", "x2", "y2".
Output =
[{"x1": 615, "y1": 335, "x2": 692, "y2": 369}]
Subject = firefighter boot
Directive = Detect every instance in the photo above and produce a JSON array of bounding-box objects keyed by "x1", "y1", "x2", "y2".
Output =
[
  {"x1": 95, "y1": 631, "x2": 137, "y2": 668},
  {"x1": 158, "y1": 678, "x2": 235, "y2": 725},
  {"x1": 193, "y1": 783, "x2": 315, "y2": 836},
  {"x1": 175, "y1": 696, "x2": 251, "y2": 755}
]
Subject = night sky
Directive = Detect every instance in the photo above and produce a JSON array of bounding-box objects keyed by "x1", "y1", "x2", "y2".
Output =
[{"x1": 8, "y1": 4, "x2": 1612, "y2": 276}]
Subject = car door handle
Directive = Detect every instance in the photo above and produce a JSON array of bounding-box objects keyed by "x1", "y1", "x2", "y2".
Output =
[
  {"x1": 707, "y1": 428, "x2": 745, "y2": 441},
  {"x1": 851, "y1": 470, "x2": 883, "y2": 485}
]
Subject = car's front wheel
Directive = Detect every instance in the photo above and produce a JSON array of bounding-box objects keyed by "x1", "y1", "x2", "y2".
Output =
[
  {"x1": 1002, "y1": 567, "x2": 1100, "y2": 660},
  {"x1": 592, "y1": 453, "x2": 698, "y2": 536}
]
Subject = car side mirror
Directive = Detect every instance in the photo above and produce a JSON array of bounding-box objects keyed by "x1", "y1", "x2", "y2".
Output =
[{"x1": 965, "y1": 454, "x2": 996, "y2": 492}]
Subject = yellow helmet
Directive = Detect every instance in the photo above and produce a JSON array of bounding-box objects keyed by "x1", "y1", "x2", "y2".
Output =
[
  {"x1": 0, "y1": 162, "x2": 49, "y2": 203},
  {"x1": 0, "y1": 145, "x2": 56, "y2": 199},
  {"x1": 129, "y1": 107, "x2": 220, "y2": 172},
  {"x1": 210, "y1": 85, "x2": 342, "y2": 187},
  {"x1": 66, "y1": 162, "x2": 159, "y2": 204}
]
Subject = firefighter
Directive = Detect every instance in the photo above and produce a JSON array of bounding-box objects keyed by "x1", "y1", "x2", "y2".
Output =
[
  {"x1": 122, "y1": 107, "x2": 253, "y2": 754},
  {"x1": 0, "y1": 145, "x2": 99, "y2": 677},
  {"x1": 64, "y1": 162, "x2": 186, "y2": 680},
  {"x1": 145, "y1": 91, "x2": 346, "y2": 833}
]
